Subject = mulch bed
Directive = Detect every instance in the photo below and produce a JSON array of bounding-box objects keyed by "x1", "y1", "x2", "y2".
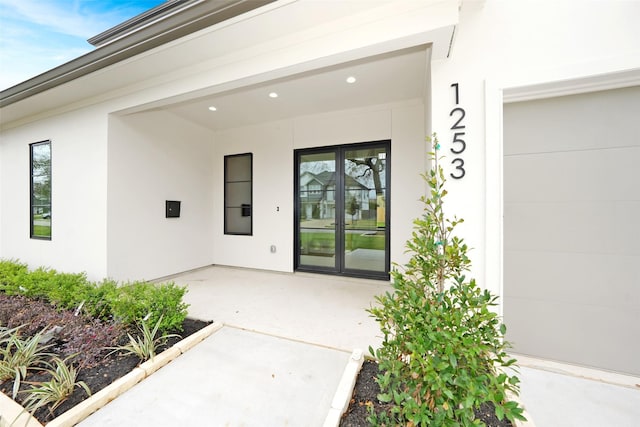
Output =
[
  {"x1": 340, "y1": 359, "x2": 513, "y2": 427},
  {"x1": 0, "y1": 294, "x2": 210, "y2": 424}
]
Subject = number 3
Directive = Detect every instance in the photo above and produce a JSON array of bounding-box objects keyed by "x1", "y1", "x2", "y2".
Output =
[{"x1": 450, "y1": 158, "x2": 465, "y2": 179}]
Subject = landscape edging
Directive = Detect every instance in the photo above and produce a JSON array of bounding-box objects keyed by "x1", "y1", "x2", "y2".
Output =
[
  {"x1": 4, "y1": 320, "x2": 223, "y2": 427},
  {"x1": 323, "y1": 349, "x2": 364, "y2": 427},
  {"x1": 0, "y1": 391, "x2": 43, "y2": 427}
]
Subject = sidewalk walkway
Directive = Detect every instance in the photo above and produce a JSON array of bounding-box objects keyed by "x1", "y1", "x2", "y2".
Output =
[
  {"x1": 77, "y1": 266, "x2": 639, "y2": 426},
  {"x1": 79, "y1": 326, "x2": 349, "y2": 426}
]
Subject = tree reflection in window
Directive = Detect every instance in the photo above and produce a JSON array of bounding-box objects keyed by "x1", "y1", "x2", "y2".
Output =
[{"x1": 30, "y1": 141, "x2": 51, "y2": 239}]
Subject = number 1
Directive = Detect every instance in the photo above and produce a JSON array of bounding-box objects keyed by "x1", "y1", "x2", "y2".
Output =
[{"x1": 451, "y1": 83, "x2": 459, "y2": 105}]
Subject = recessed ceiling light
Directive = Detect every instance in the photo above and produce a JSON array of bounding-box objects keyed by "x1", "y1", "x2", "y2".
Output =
[
  {"x1": 269, "y1": 92, "x2": 278, "y2": 98},
  {"x1": 346, "y1": 76, "x2": 356, "y2": 84},
  {"x1": 208, "y1": 106, "x2": 217, "y2": 111}
]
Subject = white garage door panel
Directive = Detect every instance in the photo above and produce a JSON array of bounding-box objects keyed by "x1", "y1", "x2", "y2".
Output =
[
  {"x1": 504, "y1": 250, "x2": 640, "y2": 310},
  {"x1": 503, "y1": 86, "x2": 640, "y2": 375},
  {"x1": 503, "y1": 86, "x2": 640, "y2": 156},
  {"x1": 504, "y1": 147, "x2": 640, "y2": 203},
  {"x1": 504, "y1": 296, "x2": 639, "y2": 375}
]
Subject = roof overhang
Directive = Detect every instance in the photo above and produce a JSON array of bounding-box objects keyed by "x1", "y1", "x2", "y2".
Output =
[
  {"x1": 0, "y1": 0, "x2": 460, "y2": 131},
  {"x1": 0, "y1": 0, "x2": 275, "y2": 108}
]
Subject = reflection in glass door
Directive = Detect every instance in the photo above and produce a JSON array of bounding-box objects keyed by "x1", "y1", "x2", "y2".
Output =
[
  {"x1": 297, "y1": 151, "x2": 337, "y2": 270},
  {"x1": 343, "y1": 145, "x2": 387, "y2": 273},
  {"x1": 295, "y1": 141, "x2": 389, "y2": 279}
]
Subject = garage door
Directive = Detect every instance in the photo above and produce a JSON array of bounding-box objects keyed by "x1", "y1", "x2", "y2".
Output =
[{"x1": 503, "y1": 85, "x2": 640, "y2": 376}]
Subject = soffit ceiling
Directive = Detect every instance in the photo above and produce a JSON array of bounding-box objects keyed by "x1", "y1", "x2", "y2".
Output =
[
  {"x1": 1, "y1": 0, "x2": 449, "y2": 130},
  {"x1": 158, "y1": 45, "x2": 428, "y2": 131}
]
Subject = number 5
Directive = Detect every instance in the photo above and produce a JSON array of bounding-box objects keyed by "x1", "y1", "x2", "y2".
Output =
[{"x1": 451, "y1": 132, "x2": 466, "y2": 154}]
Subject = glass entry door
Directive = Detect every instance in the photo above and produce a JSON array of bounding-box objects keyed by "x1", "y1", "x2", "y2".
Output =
[{"x1": 295, "y1": 141, "x2": 389, "y2": 279}]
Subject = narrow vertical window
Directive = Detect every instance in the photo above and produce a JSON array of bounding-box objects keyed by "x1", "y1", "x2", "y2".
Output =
[
  {"x1": 224, "y1": 153, "x2": 252, "y2": 235},
  {"x1": 30, "y1": 141, "x2": 52, "y2": 239}
]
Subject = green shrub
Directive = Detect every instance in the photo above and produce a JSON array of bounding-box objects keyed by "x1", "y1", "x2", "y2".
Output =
[
  {"x1": 13, "y1": 267, "x2": 56, "y2": 300},
  {"x1": 112, "y1": 281, "x2": 188, "y2": 333},
  {"x1": 4, "y1": 265, "x2": 91, "y2": 310},
  {"x1": 147, "y1": 283, "x2": 189, "y2": 332},
  {"x1": 0, "y1": 260, "x2": 189, "y2": 334},
  {"x1": 368, "y1": 135, "x2": 525, "y2": 426},
  {"x1": 0, "y1": 259, "x2": 28, "y2": 294},
  {"x1": 41, "y1": 271, "x2": 91, "y2": 310},
  {"x1": 83, "y1": 279, "x2": 119, "y2": 319}
]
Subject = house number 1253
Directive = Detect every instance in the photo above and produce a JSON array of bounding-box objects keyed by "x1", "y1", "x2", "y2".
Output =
[{"x1": 449, "y1": 83, "x2": 466, "y2": 179}]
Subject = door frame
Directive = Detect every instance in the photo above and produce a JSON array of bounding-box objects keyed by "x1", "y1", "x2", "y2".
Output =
[{"x1": 293, "y1": 140, "x2": 391, "y2": 280}]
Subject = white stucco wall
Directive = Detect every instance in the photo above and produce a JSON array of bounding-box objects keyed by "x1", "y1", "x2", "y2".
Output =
[
  {"x1": 0, "y1": 106, "x2": 109, "y2": 279},
  {"x1": 1, "y1": 0, "x2": 448, "y2": 281},
  {"x1": 212, "y1": 100, "x2": 426, "y2": 272},
  {"x1": 106, "y1": 110, "x2": 215, "y2": 281},
  {"x1": 2, "y1": 0, "x2": 639, "y2": 294},
  {"x1": 430, "y1": 0, "x2": 640, "y2": 295},
  {"x1": 212, "y1": 120, "x2": 294, "y2": 272}
]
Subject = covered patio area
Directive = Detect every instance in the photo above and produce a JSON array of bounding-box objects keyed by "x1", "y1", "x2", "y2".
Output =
[{"x1": 168, "y1": 265, "x2": 389, "y2": 352}]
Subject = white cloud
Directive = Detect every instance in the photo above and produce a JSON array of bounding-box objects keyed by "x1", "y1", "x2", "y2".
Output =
[
  {"x1": 0, "y1": 0, "x2": 117, "y2": 38},
  {"x1": 0, "y1": 0, "x2": 162, "y2": 90}
]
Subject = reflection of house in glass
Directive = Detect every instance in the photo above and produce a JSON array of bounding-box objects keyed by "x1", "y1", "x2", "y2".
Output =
[{"x1": 299, "y1": 171, "x2": 372, "y2": 223}]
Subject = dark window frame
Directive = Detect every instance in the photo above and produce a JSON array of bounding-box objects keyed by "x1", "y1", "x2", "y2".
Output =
[
  {"x1": 224, "y1": 152, "x2": 253, "y2": 236},
  {"x1": 293, "y1": 140, "x2": 391, "y2": 280},
  {"x1": 30, "y1": 140, "x2": 52, "y2": 240}
]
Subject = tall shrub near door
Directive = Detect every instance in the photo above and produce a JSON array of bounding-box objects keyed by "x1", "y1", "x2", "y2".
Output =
[{"x1": 368, "y1": 136, "x2": 525, "y2": 426}]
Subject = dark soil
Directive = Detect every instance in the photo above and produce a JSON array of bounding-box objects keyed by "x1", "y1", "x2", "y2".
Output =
[
  {"x1": 0, "y1": 294, "x2": 211, "y2": 424},
  {"x1": 340, "y1": 360, "x2": 513, "y2": 427}
]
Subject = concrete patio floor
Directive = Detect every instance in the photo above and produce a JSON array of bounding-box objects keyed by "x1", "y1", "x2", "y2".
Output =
[
  {"x1": 79, "y1": 265, "x2": 639, "y2": 426},
  {"x1": 178, "y1": 265, "x2": 388, "y2": 352}
]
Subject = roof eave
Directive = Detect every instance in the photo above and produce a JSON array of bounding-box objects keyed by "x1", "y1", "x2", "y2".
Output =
[
  {"x1": 0, "y1": 0, "x2": 275, "y2": 109},
  {"x1": 87, "y1": 0, "x2": 202, "y2": 47}
]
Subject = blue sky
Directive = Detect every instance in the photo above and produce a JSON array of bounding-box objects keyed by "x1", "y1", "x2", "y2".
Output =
[{"x1": 0, "y1": 0, "x2": 165, "y2": 90}]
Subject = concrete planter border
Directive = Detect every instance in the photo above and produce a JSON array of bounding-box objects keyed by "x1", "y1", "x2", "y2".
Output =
[
  {"x1": 0, "y1": 321, "x2": 222, "y2": 427},
  {"x1": 323, "y1": 349, "x2": 536, "y2": 427}
]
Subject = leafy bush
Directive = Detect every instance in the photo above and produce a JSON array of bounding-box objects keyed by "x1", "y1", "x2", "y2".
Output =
[
  {"x1": 82, "y1": 279, "x2": 119, "y2": 320},
  {"x1": 0, "y1": 261, "x2": 189, "y2": 334},
  {"x1": 368, "y1": 135, "x2": 525, "y2": 426},
  {"x1": 0, "y1": 259, "x2": 28, "y2": 294},
  {"x1": 111, "y1": 281, "x2": 189, "y2": 333},
  {"x1": 23, "y1": 268, "x2": 90, "y2": 310}
]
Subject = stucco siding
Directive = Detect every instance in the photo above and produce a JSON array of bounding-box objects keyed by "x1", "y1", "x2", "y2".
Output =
[
  {"x1": 0, "y1": 106, "x2": 109, "y2": 279},
  {"x1": 106, "y1": 110, "x2": 215, "y2": 281}
]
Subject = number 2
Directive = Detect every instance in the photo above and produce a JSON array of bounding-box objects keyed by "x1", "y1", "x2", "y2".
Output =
[{"x1": 450, "y1": 107, "x2": 466, "y2": 130}]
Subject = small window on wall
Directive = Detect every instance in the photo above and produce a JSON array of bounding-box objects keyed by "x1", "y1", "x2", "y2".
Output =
[
  {"x1": 30, "y1": 141, "x2": 52, "y2": 240},
  {"x1": 224, "y1": 153, "x2": 252, "y2": 235}
]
